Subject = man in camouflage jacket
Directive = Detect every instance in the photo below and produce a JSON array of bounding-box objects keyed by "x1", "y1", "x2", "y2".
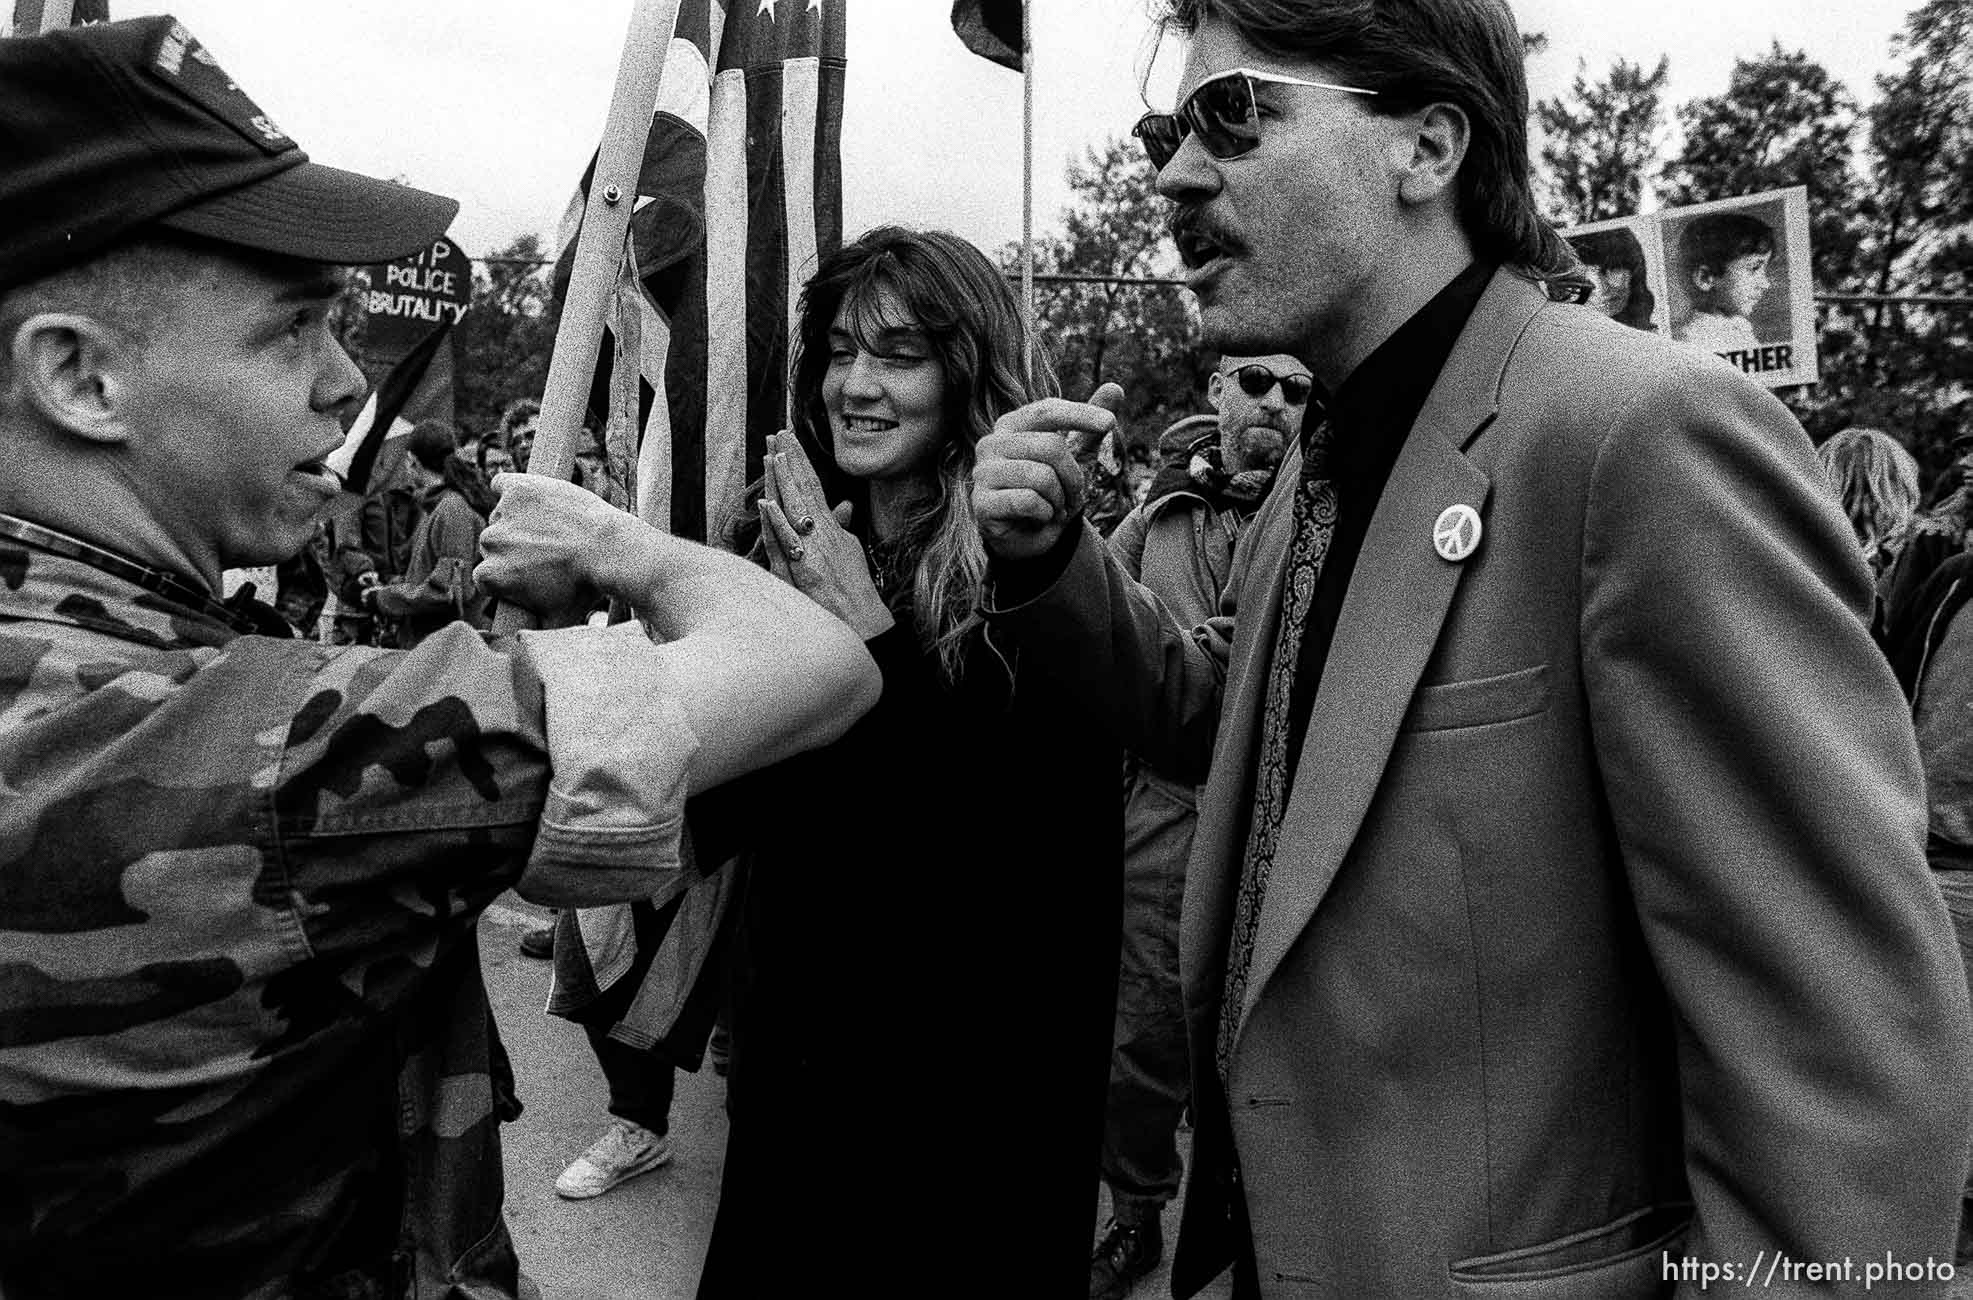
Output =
[{"x1": 0, "y1": 19, "x2": 878, "y2": 1299}]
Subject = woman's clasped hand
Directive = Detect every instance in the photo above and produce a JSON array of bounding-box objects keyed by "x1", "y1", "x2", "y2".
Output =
[{"x1": 758, "y1": 430, "x2": 893, "y2": 639}]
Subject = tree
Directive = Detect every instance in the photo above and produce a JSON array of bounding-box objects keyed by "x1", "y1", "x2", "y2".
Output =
[
  {"x1": 1660, "y1": 44, "x2": 1864, "y2": 290},
  {"x1": 1535, "y1": 56, "x2": 1670, "y2": 227},
  {"x1": 453, "y1": 234, "x2": 559, "y2": 440},
  {"x1": 1013, "y1": 137, "x2": 1207, "y2": 456},
  {"x1": 1660, "y1": 44, "x2": 1873, "y2": 442},
  {"x1": 1839, "y1": 0, "x2": 1973, "y2": 473}
]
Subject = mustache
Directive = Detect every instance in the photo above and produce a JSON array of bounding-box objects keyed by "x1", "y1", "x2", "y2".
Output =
[{"x1": 1166, "y1": 206, "x2": 1243, "y2": 256}]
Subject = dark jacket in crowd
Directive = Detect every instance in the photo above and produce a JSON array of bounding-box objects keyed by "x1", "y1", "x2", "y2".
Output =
[
  {"x1": 334, "y1": 448, "x2": 423, "y2": 602},
  {"x1": 691, "y1": 607, "x2": 1122, "y2": 1297},
  {"x1": 369, "y1": 456, "x2": 495, "y2": 647},
  {"x1": 1887, "y1": 549, "x2": 1973, "y2": 702}
]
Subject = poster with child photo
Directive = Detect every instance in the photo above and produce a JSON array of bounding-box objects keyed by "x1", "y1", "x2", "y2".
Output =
[
  {"x1": 1562, "y1": 186, "x2": 1816, "y2": 392},
  {"x1": 1660, "y1": 187, "x2": 1817, "y2": 389}
]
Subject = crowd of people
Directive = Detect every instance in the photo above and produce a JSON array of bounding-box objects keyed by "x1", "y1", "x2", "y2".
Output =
[
  {"x1": 5, "y1": 3, "x2": 1973, "y2": 1300},
  {"x1": 245, "y1": 395, "x2": 561, "y2": 652}
]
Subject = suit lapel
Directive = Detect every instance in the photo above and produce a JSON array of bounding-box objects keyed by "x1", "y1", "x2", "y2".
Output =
[
  {"x1": 1234, "y1": 269, "x2": 1548, "y2": 1034},
  {"x1": 1182, "y1": 438, "x2": 1303, "y2": 1012}
]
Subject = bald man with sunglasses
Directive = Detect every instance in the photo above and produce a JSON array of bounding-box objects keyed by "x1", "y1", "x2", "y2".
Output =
[
  {"x1": 1093, "y1": 352, "x2": 1308, "y2": 1300},
  {"x1": 972, "y1": 1, "x2": 1971, "y2": 1297}
]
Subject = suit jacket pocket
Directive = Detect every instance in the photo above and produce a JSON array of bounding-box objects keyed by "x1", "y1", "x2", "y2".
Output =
[
  {"x1": 1403, "y1": 663, "x2": 1550, "y2": 733},
  {"x1": 1448, "y1": 1203, "x2": 1689, "y2": 1299}
]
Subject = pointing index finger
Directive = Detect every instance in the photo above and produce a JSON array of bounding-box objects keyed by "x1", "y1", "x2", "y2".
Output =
[
  {"x1": 995, "y1": 396, "x2": 1120, "y2": 453},
  {"x1": 1072, "y1": 383, "x2": 1126, "y2": 459}
]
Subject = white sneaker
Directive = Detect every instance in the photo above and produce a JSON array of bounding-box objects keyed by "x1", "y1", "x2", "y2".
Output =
[{"x1": 554, "y1": 1119, "x2": 672, "y2": 1200}]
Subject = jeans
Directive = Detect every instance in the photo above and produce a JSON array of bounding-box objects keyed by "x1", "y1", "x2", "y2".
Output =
[
  {"x1": 585, "y1": 1023, "x2": 676, "y2": 1136},
  {"x1": 1101, "y1": 767, "x2": 1195, "y2": 1224}
]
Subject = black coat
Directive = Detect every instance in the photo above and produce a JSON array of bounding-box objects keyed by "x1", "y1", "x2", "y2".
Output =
[{"x1": 694, "y1": 621, "x2": 1122, "y2": 1297}]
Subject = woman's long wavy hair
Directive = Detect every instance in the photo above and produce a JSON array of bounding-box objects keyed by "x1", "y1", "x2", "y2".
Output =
[
  {"x1": 1817, "y1": 427, "x2": 1920, "y2": 576},
  {"x1": 785, "y1": 226, "x2": 1057, "y2": 684}
]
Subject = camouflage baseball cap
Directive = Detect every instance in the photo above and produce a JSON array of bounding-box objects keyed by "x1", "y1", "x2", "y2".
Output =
[{"x1": 0, "y1": 15, "x2": 459, "y2": 291}]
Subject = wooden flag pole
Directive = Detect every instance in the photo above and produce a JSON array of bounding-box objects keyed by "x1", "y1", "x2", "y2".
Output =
[
  {"x1": 528, "y1": 0, "x2": 681, "y2": 485},
  {"x1": 496, "y1": 0, "x2": 682, "y2": 634}
]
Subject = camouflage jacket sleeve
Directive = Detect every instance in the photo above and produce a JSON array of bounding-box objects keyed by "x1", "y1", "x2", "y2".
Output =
[
  {"x1": 1, "y1": 538, "x2": 695, "y2": 1297},
  {"x1": 512, "y1": 622, "x2": 698, "y2": 908},
  {"x1": 253, "y1": 622, "x2": 553, "y2": 994},
  {"x1": 0, "y1": 610, "x2": 549, "y2": 1295}
]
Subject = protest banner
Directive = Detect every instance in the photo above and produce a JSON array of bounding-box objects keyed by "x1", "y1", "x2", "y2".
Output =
[
  {"x1": 357, "y1": 237, "x2": 471, "y2": 363},
  {"x1": 1563, "y1": 185, "x2": 1817, "y2": 390}
]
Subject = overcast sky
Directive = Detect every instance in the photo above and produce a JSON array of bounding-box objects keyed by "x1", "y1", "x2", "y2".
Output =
[{"x1": 92, "y1": 0, "x2": 1926, "y2": 260}]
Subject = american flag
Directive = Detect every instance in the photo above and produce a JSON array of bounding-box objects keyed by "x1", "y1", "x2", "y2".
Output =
[{"x1": 555, "y1": 0, "x2": 846, "y2": 546}]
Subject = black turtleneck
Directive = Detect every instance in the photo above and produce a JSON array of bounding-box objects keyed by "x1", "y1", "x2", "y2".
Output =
[{"x1": 1281, "y1": 259, "x2": 1496, "y2": 783}]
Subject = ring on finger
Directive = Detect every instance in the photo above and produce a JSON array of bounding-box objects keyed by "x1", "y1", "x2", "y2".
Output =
[{"x1": 795, "y1": 514, "x2": 816, "y2": 535}]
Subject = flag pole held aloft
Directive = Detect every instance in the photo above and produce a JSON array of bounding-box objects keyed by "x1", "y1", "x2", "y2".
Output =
[
  {"x1": 1021, "y1": 0, "x2": 1033, "y2": 381},
  {"x1": 496, "y1": 0, "x2": 682, "y2": 635},
  {"x1": 950, "y1": 1, "x2": 1035, "y2": 380},
  {"x1": 527, "y1": 0, "x2": 684, "y2": 488}
]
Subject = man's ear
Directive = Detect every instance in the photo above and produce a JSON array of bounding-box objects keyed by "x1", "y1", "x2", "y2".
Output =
[
  {"x1": 1394, "y1": 101, "x2": 1470, "y2": 208},
  {"x1": 1206, "y1": 369, "x2": 1225, "y2": 411},
  {"x1": 6, "y1": 313, "x2": 139, "y2": 446}
]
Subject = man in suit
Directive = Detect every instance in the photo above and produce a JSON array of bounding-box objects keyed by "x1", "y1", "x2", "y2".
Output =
[{"x1": 970, "y1": 1, "x2": 1972, "y2": 1296}]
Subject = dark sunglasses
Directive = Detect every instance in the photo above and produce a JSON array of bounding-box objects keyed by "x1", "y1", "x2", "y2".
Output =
[
  {"x1": 1233, "y1": 364, "x2": 1313, "y2": 405},
  {"x1": 1133, "y1": 66, "x2": 1379, "y2": 170}
]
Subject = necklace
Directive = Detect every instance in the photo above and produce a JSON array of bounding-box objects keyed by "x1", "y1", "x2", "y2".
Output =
[{"x1": 863, "y1": 534, "x2": 910, "y2": 597}]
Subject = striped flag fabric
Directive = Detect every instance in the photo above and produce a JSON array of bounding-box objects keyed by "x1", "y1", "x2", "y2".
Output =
[
  {"x1": 554, "y1": 0, "x2": 847, "y2": 546},
  {"x1": 325, "y1": 317, "x2": 456, "y2": 496},
  {"x1": 4, "y1": 0, "x2": 108, "y2": 37}
]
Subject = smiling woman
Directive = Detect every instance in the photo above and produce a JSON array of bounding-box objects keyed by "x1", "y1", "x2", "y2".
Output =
[
  {"x1": 694, "y1": 226, "x2": 1124, "y2": 1297},
  {"x1": 763, "y1": 225, "x2": 1056, "y2": 680},
  {"x1": 822, "y1": 288, "x2": 949, "y2": 486}
]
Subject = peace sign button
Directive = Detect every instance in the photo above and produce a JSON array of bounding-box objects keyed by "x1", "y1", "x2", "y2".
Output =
[{"x1": 1433, "y1": 504, "x2": 1483, "y2": 562}]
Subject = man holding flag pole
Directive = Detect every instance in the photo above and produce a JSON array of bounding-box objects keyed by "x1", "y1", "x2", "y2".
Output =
[{"x1": 0, "y1": 14, "x2": 878, "y2": 1299}]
